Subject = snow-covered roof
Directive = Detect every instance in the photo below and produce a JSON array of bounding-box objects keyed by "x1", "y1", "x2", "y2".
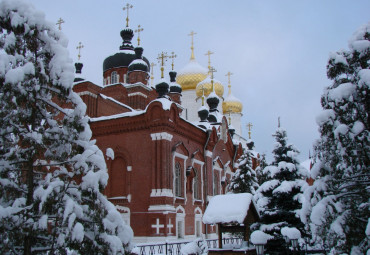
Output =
[
  {"x1": 224, "y1": 93, "x2": 241, "y2": 103},
  {"x1": 178, "y1": 59, "x2": 208, "y2": 75},
  {"x1": 300, "y1": 159, "x2": 312, "y2": 171},
  {"x1": 203, "y1": 193, "x2": 256, "y2": 224},
  {"x1": 129, "y1": 59, "x2": 148, "y2": 67}
]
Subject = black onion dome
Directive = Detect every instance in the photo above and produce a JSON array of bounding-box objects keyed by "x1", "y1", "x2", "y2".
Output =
[
  {"x1": 155, "y1": 79, "x2": 169, "y2": 98},
  {"x1": 206, "y1": 91, "x2": 220, "y2": 111},
  {"x1": 169, "y1": 71, "x2": 182, "y2": 93},
  {"x1": 103, "y1": 28, "x2": 150, "y2": 72},
  {"x1": 198, "y1": 106, "x2": 209, "y2": 122},
  {"x1": 128, "y1": 47, "x2": 149, "y2": 72},
  {"x1": 74, "y1": 62, "x2": 84, "y2": 82}
]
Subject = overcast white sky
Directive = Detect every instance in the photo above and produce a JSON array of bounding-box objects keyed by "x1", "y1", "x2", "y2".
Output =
[{"x1": 30, "y1": 0, "x2": 370, "y2": 162}]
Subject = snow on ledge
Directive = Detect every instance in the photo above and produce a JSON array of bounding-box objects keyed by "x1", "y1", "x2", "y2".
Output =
[{"x1": 203, "y1": 193, "x2": 254, "y2": 224}]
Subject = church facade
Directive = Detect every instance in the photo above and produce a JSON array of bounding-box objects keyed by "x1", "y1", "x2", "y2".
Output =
[{"x1": 72, "y1": 21, "x2": 253, "y2": 243}]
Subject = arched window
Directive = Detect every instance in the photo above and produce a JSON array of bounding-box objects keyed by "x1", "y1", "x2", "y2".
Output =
[
  {"x1": 193, "y1": 168, "x2": 200, "y2": 200},
  {"x1": 175, "y1": 163, "x2": 182, "y2": 197},
  {"x1": 111, "y1": 71, "x2": 118, "y2": 84}
]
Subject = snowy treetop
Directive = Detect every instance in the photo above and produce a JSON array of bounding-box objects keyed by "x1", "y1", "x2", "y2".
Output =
[{"x1": 203, "y1": 193, "x2": 256, "y2": 224}]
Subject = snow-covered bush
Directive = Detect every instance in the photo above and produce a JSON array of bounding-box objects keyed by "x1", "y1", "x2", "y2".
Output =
[
  {"x1": 180, "y1": 239, "x2": 208, "y2": 255},
  {"x1": 0, "y1": 0, "x2": 132, "y2": 254}
]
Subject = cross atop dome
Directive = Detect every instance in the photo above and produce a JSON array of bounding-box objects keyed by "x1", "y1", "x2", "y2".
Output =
[
  {"x1": 76, "y1": 42, "x2": 84, "y2": 61},
  {"x1": 157, "y1": 52, "x2": 168, "y2": 78},
  {"x1": 169, "y1": 52, "x2": 177, "y2": 71},
  {"x1": 225, "y1": 71, "x2": 233, "y2": 95},
  {"x1": 123, "y1": 3, "x2": 133, "y2": 27},
  {"x1": 56, "y1": 17, "x2": 64, "y2": 30},
  {"x1": 135, "y1": 25, "x2": 144, "y2": 46},
  {"x1": 188, "y1": 31, "x2": 197, "y2": 60},
  {"x1": 205, "y1": 50, "x2": 214, "y2": 73}
]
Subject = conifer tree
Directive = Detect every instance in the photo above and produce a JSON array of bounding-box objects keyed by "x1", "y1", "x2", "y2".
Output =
[
  {"x1": 255, "y1": 127, "x2": 307, "y2": 254},
  {"x1": 302, "y1": 22, "x2": 369, "y2": 254},
  {"x1": 229, "y1": 149, "x2": 259, "y2": 194},
  {"x1": 0, "y1": 1, "x2": 132, "y2": 254},
  {"x1": 256, "y1": 153, "x2": 269, "y2": 186}
]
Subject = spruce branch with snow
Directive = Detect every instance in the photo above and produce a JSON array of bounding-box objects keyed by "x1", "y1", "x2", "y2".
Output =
[
  {"x1": 0, "y1": 1, "x2": 132, "y2": 254},
  {"x1": 254, "y1": 127, "x2": 308, "y2": 254},
  {"x1": 302, "y1": 22, "x2": 370, "y2": 254}
]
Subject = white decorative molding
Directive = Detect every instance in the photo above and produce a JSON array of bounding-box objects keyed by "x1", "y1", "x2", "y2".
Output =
[
  {"x1": 77, "y1": 91, "x2": 97, "y2": 98},
  {"x1": 148, "y1": 205, "x2": 176, "y2": 212},
  {"x1": 128, "y1": 92, "x2": 148, "y2": 98},
  {"x1": 150, "y1": 189, "x2": 174, "y2": 197},
  {"x1": 127, "y1": 194, "x2": 132, "y2": 202},
  {"x1": 151, "y1": 132, "x2": 173, "y2": 141},
  {"x1": 205, "y1": 150, "x2": 213, "y2": 158},
  {"x1": 127, "y1": 166, "x2": 132, "y2": 171}
]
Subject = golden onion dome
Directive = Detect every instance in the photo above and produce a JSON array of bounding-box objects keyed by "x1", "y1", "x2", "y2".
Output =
[
  {"x1": 176, "y1": 59, "x2": 208, "y2": 91},
  {"x1": 222, "y1": 86, "x2": 243, "y2": 114},
  {"x1": 196, "y1": 76, "x2": 224, "y2": 98}
]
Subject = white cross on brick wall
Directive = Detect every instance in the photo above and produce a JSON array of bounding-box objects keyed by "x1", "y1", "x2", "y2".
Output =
[{"x1": 151, "y1": 218, "x2": 164, "y2": 234}]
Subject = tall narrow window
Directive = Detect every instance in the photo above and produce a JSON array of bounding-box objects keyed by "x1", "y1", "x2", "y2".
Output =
[
  {"x1": 194, "y1": 168, "x2": 200, "y2": 200},
  {"x1": 213, "y1": 171, "x2": 218, "y2": 195},
  {"x1": 111, "y1": 71, "x2": 118, "y2": 84},
  {"x1": 175, "y1": 163, "x2": 182, "y2": 197},
  {"x1": 196, "y1": 221, "x2": 201, "y2": 237}
]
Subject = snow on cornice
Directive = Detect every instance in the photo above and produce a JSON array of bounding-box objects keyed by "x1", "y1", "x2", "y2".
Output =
[{"x1": 99, "y1": 94, "x2": 134, "y2": 110}]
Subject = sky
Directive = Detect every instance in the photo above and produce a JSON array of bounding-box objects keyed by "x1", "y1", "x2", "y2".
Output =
[{"x1": 30, "y1": 0, "x2": 370, "y2": 162}]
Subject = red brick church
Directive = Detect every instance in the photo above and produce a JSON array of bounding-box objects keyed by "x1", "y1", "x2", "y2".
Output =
[{"x1": 72, "y1": 19, "x2": 257, "y2": 243}]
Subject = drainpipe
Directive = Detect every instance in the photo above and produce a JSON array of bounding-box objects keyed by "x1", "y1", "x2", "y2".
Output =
[{"x1": 203, "y1": 129, "x2": 211, "y2": 239}]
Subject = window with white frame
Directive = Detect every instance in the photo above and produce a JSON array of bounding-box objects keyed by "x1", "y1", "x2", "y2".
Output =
[
  {"x1": 175, "y1": 162, "x2": 182, "y2": 197},
  {"x1": 111, "y1": 71, "x2": 118, "y2": 84},
  {"x1": 193, "y1": 168, "x2": 200, "y2": 200}
]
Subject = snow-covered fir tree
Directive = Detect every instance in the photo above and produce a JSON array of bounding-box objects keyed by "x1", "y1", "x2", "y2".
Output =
[
  {"x1": 256, "y1": 153, "x2": 269, "y2": 186},
  {"x1": 302, "y1": 22, "x2": 369, "y2": 254},
  {"x1": 0, "y1": 1, "x2": 132, "y2": 254},
  {"x1": 229, "y1": 147, "x2": 259, "y2": 195},
  {"x1": 254, "y1": 127, "x2": 308, "y2": 254}
]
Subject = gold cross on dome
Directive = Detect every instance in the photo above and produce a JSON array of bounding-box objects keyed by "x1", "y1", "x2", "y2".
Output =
[
  {"x1": 169, "y1": 52, "x2": 177, "y2": 71},
  {"x1": 56, "y1": 17, "x2": 64, "y2": 30},
  {"x1": 76, "y1": 42, "x2": 84, "y2": 61},
  {"x1": 135, "y1": 25, "x2": 144, "y2": 46},
  {"x1": 247, "y1": 122, "x2": 253, "y2": 139},
  {"x1": 157, "y1": 52, "x2": 168, "y2": 78},
  {"x1": 188, "y1": 31, "x2": 197, "y2": 60},
  {"x1": 225, "y1": 72, "x2": 233, "y2": 95},
  {"x1": 123, "y1": 3, "x2": 133, "y2": 27},
  {"x1": 205, "y1": 50, "x2": 214, "y2": 73},
  {"x1": 150, "y1": 62, "x2": 156, "y2": 86}
]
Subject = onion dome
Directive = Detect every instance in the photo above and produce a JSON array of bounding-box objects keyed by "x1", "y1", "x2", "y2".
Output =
[
  {"x1": 155, "y1": 78, "x2": 169, "y2": 98},
  {"x1": 169, "y1": 71, "x2": 182, "y2": 93},
  {"x1": 196, "y1": 76, "x2": 224, "y2": 98},
  {"x1": 103, "y1": 28, "x2": 150, "y2": 72},
  {"x1": 128, "y1": 47, "x2": 149, "y2": 72},
  {"x1": 222, "y1": 85, "x2": 243, "y2": 114},
  {"x1": 74, "y1": 62, "x2": 84, "y2": 82},
  {"x1": 206, "y1": 91, "x2": 220, "y2": 110},
  {"x1": 198, "y1": 105, "x2": 209, "y2": 122},
  {"x1": 176, "y1": 59, "x2": 208, "y2": 91}
]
